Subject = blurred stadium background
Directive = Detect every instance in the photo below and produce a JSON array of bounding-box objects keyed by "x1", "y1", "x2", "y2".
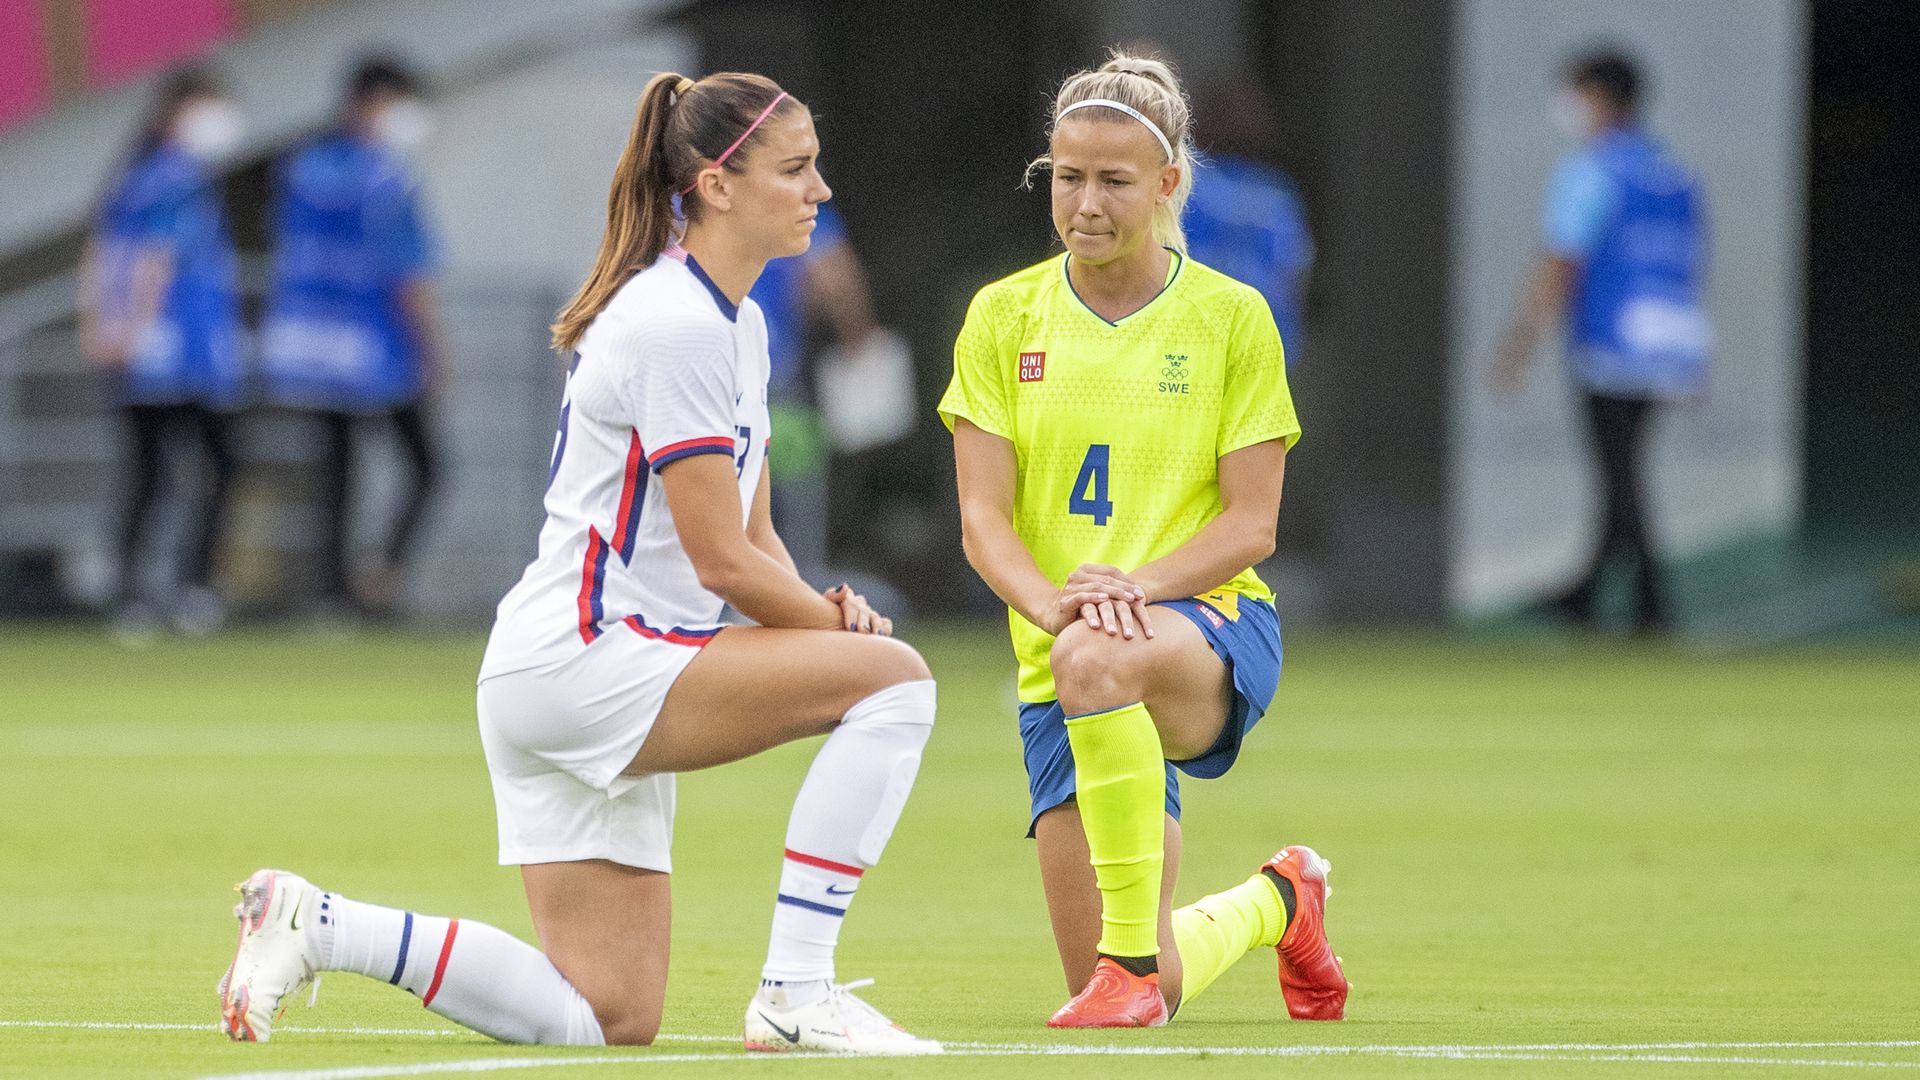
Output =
[
  {"x1": 3, "y1": 2, "x2": 1919, "y2": 1076},
  {"x1": 2, "y1": 0, "x2": 1914, "y2": 640}
]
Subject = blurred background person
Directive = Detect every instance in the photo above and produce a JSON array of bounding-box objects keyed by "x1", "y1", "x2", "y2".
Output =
[
  {"x1": 749, "y1": 201, "x2": 915, "y2": 596},
  {"x1": 1490, "y1": 48, "x2": 1709, "y2": 636},
  {"x1": 76, "y1": 66, "x2": 246, "y2": 641},
  {"x1": 259, "y1": 55, "x2": 446, "y2": 620},
  {"x1": 1185, "y1": 80, "x2": 1312, "y2": 367}
]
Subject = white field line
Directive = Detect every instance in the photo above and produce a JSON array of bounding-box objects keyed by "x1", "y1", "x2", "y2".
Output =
[
  {"x1": 5, "y1": 1020, "x2": 1916, "y2": 1055},
  {"x1": 196, "y1": 1045, "x2": 1920, "y2": 1080},
  {"x1": 5, "y1": 1022, "x2": 1919, "y2": 1078},
  {"x1": 0, "y1": 1021, "x2": 729, "y2": 1042}
]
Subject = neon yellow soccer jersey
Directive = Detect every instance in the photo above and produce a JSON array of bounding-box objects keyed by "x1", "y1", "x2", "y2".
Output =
[{"x1": 939, "y1": 251, "x2": 1302, "y2": 703}]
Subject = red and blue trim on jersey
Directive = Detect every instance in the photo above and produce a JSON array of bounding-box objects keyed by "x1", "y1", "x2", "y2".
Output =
[
  {"x1": 647, "y1": 435, "x2": 735, "y2": 473},
  {"x1": 621, "y1": 613, "x2": 721, "y2": 647},
  {"x1": 577, "y1": 431, "x2": 649, "y2": 644}
]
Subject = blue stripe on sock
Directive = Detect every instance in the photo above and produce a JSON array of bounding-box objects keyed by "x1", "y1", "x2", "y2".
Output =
[
  {"x1": 389, "y1": 911, "x2": 414, "y2": 985},
  {"x1": 776, "y1": 893, "x2": 848, "y2": 918}
]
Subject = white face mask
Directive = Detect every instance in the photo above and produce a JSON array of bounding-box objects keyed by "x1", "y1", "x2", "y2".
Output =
[
  {"x1": 373, "y1": 99, "x2": 434, "y2": 152},
  {"x1": 1550, "y1": 89, "x2": 1592, "y2": 140},
  {"x1": 175, "y1": 100, "x2": 245, "y2": 162}
]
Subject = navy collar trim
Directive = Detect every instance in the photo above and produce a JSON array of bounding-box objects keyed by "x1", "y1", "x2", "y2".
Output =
[
  {"x1": 682, "y1": 253, "x2": 739, "y2": 322},
  {"x1": 1062, "y1": 248, "x2": 1184, "y2": 327}
]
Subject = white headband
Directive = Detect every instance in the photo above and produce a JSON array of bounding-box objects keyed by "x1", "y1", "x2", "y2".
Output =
[{"x1": 1056, "y1": 98, "x2": 1174, "y2": 162}]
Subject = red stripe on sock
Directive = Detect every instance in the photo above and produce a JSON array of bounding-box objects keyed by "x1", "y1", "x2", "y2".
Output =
[
  {"x1": 784, "y1": 848, "x2": 865, "y2": 878},
  {"x1": 421, "y1": 918, "x2": 460, "y2": 1008}
]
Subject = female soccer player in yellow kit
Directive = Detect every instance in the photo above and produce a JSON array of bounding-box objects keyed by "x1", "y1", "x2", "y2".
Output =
[{"x1": 941, "y1": 53, "x2": 1350, "y2": 1028}]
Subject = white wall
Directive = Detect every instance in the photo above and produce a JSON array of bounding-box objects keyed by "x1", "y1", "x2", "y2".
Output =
[
  {"x1": 1448, "y1": 0, "x2": 1807, "y2": 615},
  {"x1": 419, "y1": 32, "x2": 694, "y2": 294}
]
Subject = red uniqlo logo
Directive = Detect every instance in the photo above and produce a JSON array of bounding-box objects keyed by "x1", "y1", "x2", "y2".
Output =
[{"x1": 1019, "y1": 351, "x2": 1047, "y2": 382}]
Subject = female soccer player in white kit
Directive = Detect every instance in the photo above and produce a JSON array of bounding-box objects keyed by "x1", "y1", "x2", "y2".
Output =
[{"x1": 216, "y1": 71, "x2": 942, "y2": 1056}]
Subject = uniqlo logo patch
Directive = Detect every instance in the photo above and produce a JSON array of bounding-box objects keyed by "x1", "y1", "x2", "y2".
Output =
[{"x1": 1019, "y1": 351, "x2": 1047, "y2": 382}]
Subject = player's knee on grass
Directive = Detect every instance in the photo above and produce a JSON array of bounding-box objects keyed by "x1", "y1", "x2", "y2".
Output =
[
  {"x1": 590, "y1": 996, "x2": 661, "y2": 1046},
  {"x1": 1049, "y1": 623, "x2": 1149, "y2": 712}
]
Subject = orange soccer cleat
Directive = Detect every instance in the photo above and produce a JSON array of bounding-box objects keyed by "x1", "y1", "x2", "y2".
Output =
[
  {"x1": 1046, "y1": 957, "x2": 1169, "y2": 1029},
  {"x1": 1263, "y1": 845, "x2": 1349, "y2": 1021}
]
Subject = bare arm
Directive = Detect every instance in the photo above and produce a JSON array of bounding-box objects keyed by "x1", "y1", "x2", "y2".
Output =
[
  {"x1": 952, "y1": 418, "x2": 1141, "y2": 635},
  {"x1": 660, "y1": 453, "x2": 841, "y2": 630},
  {"x1": 1127, "y1": 439, "x2": 1286, "y2": 602},
  {"x1": 1491, "y1": 254, "x2": 1577, "y2": 393},
  {"x1": 78, "y1": 240, "x2": 172, "y2": 370},
  {"x1": 663, "y1": 452, "x2": 887, "y2": 632},
  {"x1": 399, "y1": 277, "x2": 451, "y2": 396},
  {"x1": 744, "y1": 455, "x2": 800, "y2": 577}
]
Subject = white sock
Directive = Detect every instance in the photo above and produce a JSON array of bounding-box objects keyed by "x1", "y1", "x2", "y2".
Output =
[
  {"x1": 761, "y1": 679, "x2": 934, "y2": 983},
  {"x1": 313, "y1": 892, "x2": 604, "y2": 1045},
  {"x1": 756, "y1": 977, "x2": 831, "y2": 1010}
]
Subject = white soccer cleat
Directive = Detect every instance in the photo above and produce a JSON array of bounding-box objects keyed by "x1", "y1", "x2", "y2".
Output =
[
  {"x1": 217, "y1": 869, "x2": 321, "y2": 1042},
  {"x1": 743, "y1": 979, "x2": 942, "y2": 1056}
]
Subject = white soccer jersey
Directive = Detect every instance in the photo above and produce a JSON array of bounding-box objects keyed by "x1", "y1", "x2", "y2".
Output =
[{"x1": 480, "y1": 245, "x2": 770, "y2": 679}]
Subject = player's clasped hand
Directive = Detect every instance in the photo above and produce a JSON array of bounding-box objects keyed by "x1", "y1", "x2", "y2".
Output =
[
  {"x1": 825, "y1": 582, "x2": 893, "y2": 636},
  {"x1": 1045, "y1": 564, "x2": 1154, "y2": 640}
]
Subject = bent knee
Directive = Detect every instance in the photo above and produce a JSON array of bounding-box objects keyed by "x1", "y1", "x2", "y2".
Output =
[
  {"x1": 867, "y1": 634, "x2": 933, "y2": 686},
  {"x1": 592, "y1": 1003, "x2": 661, "y2": 1046},
  {"x1": 1049, "y1": 623, "x2": 1146, "y2": 703}
]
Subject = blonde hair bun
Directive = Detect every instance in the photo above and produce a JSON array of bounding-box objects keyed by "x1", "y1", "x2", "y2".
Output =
[{"x1": 1033, "y1": 48, "x2": 1198, "y2": 254}]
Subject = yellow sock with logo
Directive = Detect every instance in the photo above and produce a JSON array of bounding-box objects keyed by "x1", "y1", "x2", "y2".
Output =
[
  {"x1": 1170, "y1": 872, "x2": 1288, "y2": 1005},
  {"x1": 1064, "y1": 702, "x2": 1165, "y2": 958}
]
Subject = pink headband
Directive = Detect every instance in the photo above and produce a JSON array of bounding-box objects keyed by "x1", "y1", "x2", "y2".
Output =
[{"x1": 680, "y1": 91, "x2": 789, "y2": 195}]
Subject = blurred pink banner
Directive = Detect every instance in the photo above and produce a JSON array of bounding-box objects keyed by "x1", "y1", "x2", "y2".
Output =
[
  {"x1": 84, "y1": 0, "x2": 234, "y2": 85},
  {"x1": 0, "y1": 0, "x2": 52, "y2": 129}
]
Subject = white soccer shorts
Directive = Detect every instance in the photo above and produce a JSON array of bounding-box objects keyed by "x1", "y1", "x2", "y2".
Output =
[{"x1": 477, "y1": 628, "x2": 717, "y2": 871}]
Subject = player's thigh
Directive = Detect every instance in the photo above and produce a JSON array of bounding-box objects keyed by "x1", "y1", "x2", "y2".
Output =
[
  {"x1": 630, "y1": 626, "x2": 931, "y2": 774},
  {"x1": 1051, "y1": 615, "x2": 1233, "y2": 761},
  {"x1": 1033, "y1": 806, "x2": 1183, "y2": 994},
  {"x1": 521, "y1": 859, "x2": 670, "y2": 1045}
]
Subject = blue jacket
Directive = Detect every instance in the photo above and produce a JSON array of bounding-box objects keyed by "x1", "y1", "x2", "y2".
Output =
[
  {"x1": 95, "y1": 145, "x2": 243, "y2": 406},
  {"x1": 261, "y1": 134, "x2": 440, "y2": 411}
]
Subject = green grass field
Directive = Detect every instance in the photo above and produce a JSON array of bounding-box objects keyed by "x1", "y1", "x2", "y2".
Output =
[{"x1": 2, "y1": 625, "x2": 1917, "y2": 1078}]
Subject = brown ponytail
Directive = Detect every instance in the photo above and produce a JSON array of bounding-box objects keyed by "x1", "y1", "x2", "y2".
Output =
[{"x1": 551, "y1": 71, "x2": 799, "y2": 353}]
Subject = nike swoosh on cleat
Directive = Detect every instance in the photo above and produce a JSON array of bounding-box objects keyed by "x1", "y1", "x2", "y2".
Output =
[
  {"x1": 757, "y1": 1012, "x2": 801, "y2": 1044},
  {"x1": 288, "y1": 899, "x2": 302, "y2": 932},
  {"x1": 824, "y1": 885, "x2": 857, "y2": 896}
]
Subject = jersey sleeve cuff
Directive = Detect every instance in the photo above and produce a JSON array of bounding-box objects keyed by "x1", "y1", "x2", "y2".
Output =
[
  {"x1": 647, "y1": 436, "x2": 736, "y2": 472},
  {"x1": 937, "y1": 402, "x2": 1011, "y2": 440},
  {"x1": 1219, "y1": 425, "x2": 1302, "y2": 457}
]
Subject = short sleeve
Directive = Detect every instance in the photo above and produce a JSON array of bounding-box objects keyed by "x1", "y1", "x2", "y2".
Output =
[
  {"x1": 1218, "y1": 293, "x2": 1302, "y2": 456},
  {"x1": 366, "y1": 174, "x2": 439, "y2": 283},
  {"x1": 937, "y1": 289, "x2": 1012, "y2": 439},
  {"x1": 1542, "y1": 151, "x2": 1617, "y2": 259},
  {"x1": 623, "y1": 320, "x2": 740, "y2": 473}
]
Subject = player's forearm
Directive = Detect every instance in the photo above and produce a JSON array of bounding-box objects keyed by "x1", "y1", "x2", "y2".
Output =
[
  {"x1": 1131, "y1": 509, "x2": 1275, "y2": 602},
  {"x1": 698, "y1": 543, "x2": 839, "y2": 630},
  {"x1": 749, "y1": 523, "x2": 801, "y2": 578},
  {"x1": 960, "y1": 506, "x2": 1058, "y2": 628}
]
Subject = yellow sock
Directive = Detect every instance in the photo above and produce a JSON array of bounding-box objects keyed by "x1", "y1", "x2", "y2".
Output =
[
  {"x1": 1170, "y1": 872, "x2": 1288, "y2": 1005},
  {"x1": 1064, "y1": 702, "x2": 1164, "y2": 958}
]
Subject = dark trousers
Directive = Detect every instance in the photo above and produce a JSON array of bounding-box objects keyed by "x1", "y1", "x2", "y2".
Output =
[
  {"x1": 1565, "y1": 392, "x2": 1669, "y2": 628},
  {"x1": 117, "y1": 402, "x2": 235, "y2": 603},
  {"x1": 316, "y1": 402, "x2": 441, "y2": 599}
]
